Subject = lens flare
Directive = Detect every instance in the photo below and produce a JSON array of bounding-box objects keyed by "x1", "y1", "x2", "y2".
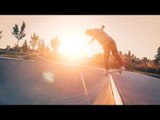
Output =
[{"x1": 42, "y1": 72, "x2": 54, "y2": 83}]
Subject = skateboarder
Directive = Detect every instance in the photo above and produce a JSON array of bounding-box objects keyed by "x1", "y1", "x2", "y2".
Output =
[{"x1": 85, "y1": 25, "x2": 125, "y2": 74}]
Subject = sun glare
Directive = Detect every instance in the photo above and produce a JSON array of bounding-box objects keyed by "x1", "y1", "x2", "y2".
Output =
[{"x1": 59, "y1": 37, "x2": 86, "y2": 60}]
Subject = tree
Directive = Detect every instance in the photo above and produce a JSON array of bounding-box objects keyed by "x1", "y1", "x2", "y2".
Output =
[
  {"x1": 21, "y1": 40, "x2": 29, "y2": 53},
  {"x1": 0, "y1": 30, "x2": 2, "y2": 39},
  {"x1": 119, "y1": 51, "x2": 123, "y2": 57},
  {"x1": 127, "y1": 50, "x2": 132, "y2": 61},
  {"x1": 45, "y1": 46, "x2": 50, "y2": 53},
  {"x1": 141, "y1": 57, "x2": 148, "y2": 66},
  {"x1": 50, "y1": 37, "x2": 60, "y2": 54},
  {"x1": 154, "y1": 46, "x2": 160, "y2": 65},
  {"x1": 13, "y1": 43, "x2": 20, "y2": 52},
  {"x1": 38, "y1": 39, "x2": 45, "y2": 53},
  {"x1": 30, "y1": 33, "x2": 39, "y2": 51},
  {"x1": 12, "y1": 21, "x2": 26, "y2": 47},
  {"x1": 141, "y1": 57, "x2": 148, "y2": 61}
]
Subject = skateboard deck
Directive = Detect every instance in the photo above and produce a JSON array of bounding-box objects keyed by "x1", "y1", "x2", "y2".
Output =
[{"x1": 105, "y1": 70, "x2": 125, "y2": 76}]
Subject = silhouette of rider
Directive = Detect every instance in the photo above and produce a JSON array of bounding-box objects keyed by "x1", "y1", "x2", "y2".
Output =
[{"x1": 85, "y1": 25, "x2": 125, "y2": 72}]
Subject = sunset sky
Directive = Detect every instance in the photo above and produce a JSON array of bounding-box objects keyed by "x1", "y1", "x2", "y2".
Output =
[{"x1": 0, "y1": 15, "x2": 160, "y2": 59}]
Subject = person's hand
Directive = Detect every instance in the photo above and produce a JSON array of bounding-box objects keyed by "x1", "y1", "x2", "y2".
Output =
[
  {"x1": 101, "y1": 25, "x2": 105, "y2": 30},
  {"x1": 84, "y1": 38, "x2": 94, "y2": 48}
]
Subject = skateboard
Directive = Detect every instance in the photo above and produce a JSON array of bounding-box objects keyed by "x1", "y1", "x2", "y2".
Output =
[{"x1": 105, "y1": 70, "x2": 125, "y2": 76}]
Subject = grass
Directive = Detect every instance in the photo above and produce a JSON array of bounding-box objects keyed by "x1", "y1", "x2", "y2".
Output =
[
  {"x1": 2, "y1": 54, "x2": 18, "y2": 58},
  {"x1": 130, "y1": 69, "x2": 160, "y2": 79},
  {"x1": 1, "y1": 52, "x2": 37, "y2": 60}
]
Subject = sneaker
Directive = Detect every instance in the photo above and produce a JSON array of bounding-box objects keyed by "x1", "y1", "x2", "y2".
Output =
[
  {"x1": 104, "y1": 69, "x2": 110, "y2": 75},
  {"x1": 120, "y1": 66, "x2": 126, "y2": 71}
]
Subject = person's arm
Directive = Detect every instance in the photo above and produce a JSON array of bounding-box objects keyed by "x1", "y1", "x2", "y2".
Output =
[{"x1": 84, "y1": 37, "x2": 95, "y2": 47}]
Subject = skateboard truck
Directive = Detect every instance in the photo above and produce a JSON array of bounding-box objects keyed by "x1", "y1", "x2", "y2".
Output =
[{"x1": 105, "y1": 70, "x2": 125, "y2": 76}]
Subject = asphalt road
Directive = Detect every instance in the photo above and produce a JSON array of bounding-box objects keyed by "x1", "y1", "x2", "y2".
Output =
[
  {"x1": 1, "y1": 57, "x2": 160, "y2": 105},
  {"x1": 0, "y1": 57, "x2": 114, "y2": 105},
  {"x1": 112, "y1": 71, "x2": 160, "y2": 105}
]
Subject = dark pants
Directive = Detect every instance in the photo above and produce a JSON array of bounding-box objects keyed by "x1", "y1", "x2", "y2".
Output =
[{"x1": 103, "y1": 40, "x2": 124, "y2": 70}]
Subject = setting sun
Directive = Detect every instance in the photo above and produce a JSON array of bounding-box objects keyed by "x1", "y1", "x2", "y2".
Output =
[{"x1": 59, "y1": 36, "x2": 86, "y2": 60}]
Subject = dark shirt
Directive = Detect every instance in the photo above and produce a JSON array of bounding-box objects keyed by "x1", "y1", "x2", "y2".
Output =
[{"x1": 92, "y1": 29, "x2": 113, "y2": 46}]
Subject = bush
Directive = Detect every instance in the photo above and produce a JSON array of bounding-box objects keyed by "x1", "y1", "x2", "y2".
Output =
[
  {"x1": 133, "y1": 65, "x2": 160, "y2": 74},
  {"x1": 23, "y1": 54, "x2": 36, "y2": 60},
  {"x1": 2, "y1": 54, "x2": 18, "y2": 58}
]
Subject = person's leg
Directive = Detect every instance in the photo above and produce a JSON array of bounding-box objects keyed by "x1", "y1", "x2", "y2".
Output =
[
  {"x1": 103, "y1": 45, "x2": 110, "y2": 70},
  {"x1": 110, "y1": 40, "x2": 124, "y2": 67}
]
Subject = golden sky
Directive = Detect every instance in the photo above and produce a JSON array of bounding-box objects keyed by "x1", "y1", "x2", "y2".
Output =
[{"x1": 0, "y1": 15, "x2": 160, "y2": 59}]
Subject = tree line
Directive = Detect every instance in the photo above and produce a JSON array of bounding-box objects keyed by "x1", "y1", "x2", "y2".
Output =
[
  {"x1": 88, "y1": 49, "x2": 160, "y2": 74},
  {"x1": 0, "y1": 21, "x2": 60, "y2": 57}
]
